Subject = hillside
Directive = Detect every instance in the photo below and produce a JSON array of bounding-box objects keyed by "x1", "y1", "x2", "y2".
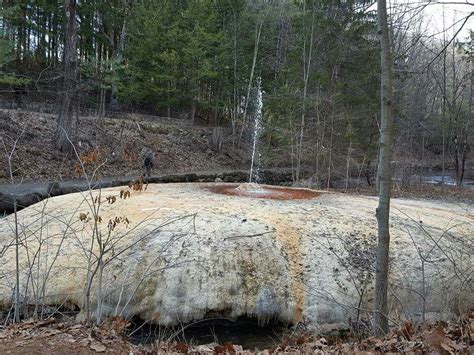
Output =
[{"x1": 0, "y1": 109, "x2": 248, "y2": 183}]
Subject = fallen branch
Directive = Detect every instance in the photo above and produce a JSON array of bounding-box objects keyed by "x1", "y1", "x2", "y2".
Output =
[{"x1": 224, "y1": 229, "x2": 275, "y2": 241}]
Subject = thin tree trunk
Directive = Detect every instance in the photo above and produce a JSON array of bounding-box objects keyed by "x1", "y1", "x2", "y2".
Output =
[
  {"x1": 232, "y1": 8, "x2": 238, "y2": 148},
  {"x1": 327, "y1": 112, "x2": 334, "y2": 190},
  {"x1": 191, "y1": 96, "x2": 196, "y2": 125},
  {"x1": 345, "y1": 140, "x2": 352, "y2": 191},
  {"x1": 54, "y1": 0, "x2": 78, "y2": 153},
  {"x1": 454, "y1": 136, "x2": 460, "y2": 186},
  {"x1": 14, "y1": 198, "x2": 20, "y2": 322},
  {"x1": 167, "y1": 81, "x2": 172, "y2": 118},
  {"x1": 238, "y1": 21, "x2": 262, "y2": 146},
  {"x1": 96, "y1": 256, "x2": 104, "y2": 325},
  {"x1": 421, "y1": 259, "x2": 426, "y2": 322},
  {"x1": 374, "y1": 0, "x2": 394, "y2": 336},
  {"x1": 296, "y1": 1, "x2": 315, "y2": 182},
  {"x1": 111, "y1": 15, "x2": 127, "y2": 109},
  {"x1": 463, "y1": 49, "x2": 473, "y2": 185},
  {"x1": 420, "y1": 135, "x2": 425, "y2": 191},
  {"x1": 290, "y1": 117, "x2": 295, "y2": 184},
  {"x1": 441, "y1": 7, "x2": 447, "y2": 191},
  {"x1": 98, "y1": 87, "x2": 105, "y2": 118},
  {"x1": 314, "y1": 87, "x2": 321, "y2": 188},
  {"x1": 6, "y1": 144, "x2": 21, "y2": 322}
]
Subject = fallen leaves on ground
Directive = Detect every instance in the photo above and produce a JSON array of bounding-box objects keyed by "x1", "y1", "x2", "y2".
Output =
[
  {"x1": 0, "y1": 109, "x2": 245, "y2": 183},
  {"x1": 0, "y1": 317, "x2": 142, "y2": 354},
  {"x1": 269, "y1": 310, "x2": 473, "y2": 354},
  {"x1": 0, "y1": 311, "x2": 472, "y2": 354}
]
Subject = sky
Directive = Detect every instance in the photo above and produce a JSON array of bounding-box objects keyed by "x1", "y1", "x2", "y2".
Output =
[
  {"x1": 370, "y1": 0, "x2": 473, "y2": 41},
  {"x1": 415, "y1": 0, "x2": 473, "y2": 41}
]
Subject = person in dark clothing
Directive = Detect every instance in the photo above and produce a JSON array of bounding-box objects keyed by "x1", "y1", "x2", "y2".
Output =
[{"x1": 144, "y1": 149, "x2": 154, "y2": 177}]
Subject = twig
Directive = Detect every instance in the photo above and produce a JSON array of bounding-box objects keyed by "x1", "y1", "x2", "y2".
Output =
[{"x1": 224, "y1": 229, "x2": 275, "y2": 240}]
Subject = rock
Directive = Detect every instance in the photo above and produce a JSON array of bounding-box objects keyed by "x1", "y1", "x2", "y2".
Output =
[
  {"x1": 215, "y1": 177, "x2": 223, "y2": 183},
  {"x1": 0, "y1": 183, "x2": 472, "y2": 327}
]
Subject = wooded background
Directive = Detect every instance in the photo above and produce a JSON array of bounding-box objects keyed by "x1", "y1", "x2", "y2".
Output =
[{"x1": 0, "y1": 0, "x2": 472, "y2": 186}]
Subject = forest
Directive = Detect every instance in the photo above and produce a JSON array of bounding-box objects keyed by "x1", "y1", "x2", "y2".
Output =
[
  {"x1": 0, "y1": 0, "x2": 473, "y2": 353},
  {"x1": 0, "y1": 0, "x2": 471, "y2": 187}
]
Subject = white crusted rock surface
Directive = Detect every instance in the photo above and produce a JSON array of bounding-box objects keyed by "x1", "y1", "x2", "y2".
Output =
[{"x1": 0, "y1": 183, "x2": 472, "y2": 326}]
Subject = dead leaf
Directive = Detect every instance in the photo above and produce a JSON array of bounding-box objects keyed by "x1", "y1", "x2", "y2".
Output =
[
  {"x1": 439, "y1": 341, "x2": 455, "y2": 354},
  {"x1": 99, "y1": 316, "x2": 130, "y2": 336},
  {"x1": 173, "y1": 342, "x2": 188, "y2": 353},
  {"x1": 90, "y1": 341, "x2": 107, "y2": 353},
  {"x1": 401, "y1": 320, "x2": 415, "y2": 340},
  {"x1": 423, "y1": 326, "x2": 452, "y2": 353}
]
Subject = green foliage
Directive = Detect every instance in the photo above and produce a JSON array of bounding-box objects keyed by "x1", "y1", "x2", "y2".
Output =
[
  {"x1": 0, "y1": 38, "x2": 13, "y2": 66},
  {"x1": 0, "y1": 73, "x2": 31, "y2": 87},
  {"x1": 0, "y1": 0, "x2": 405, "y2": 170}
]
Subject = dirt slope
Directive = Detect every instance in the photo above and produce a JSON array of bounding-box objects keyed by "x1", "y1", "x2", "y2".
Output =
[{"x1": 0, "y1": 109, "x2": 246, "y2": 182}]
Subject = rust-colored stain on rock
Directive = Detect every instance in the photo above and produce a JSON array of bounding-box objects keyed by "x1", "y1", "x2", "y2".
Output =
[{"x1": 208, "y1": 184, "x2": 320, "y2": 200}]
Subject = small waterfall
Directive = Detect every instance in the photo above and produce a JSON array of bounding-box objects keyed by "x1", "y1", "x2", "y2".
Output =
[{"x1": 249, "y1": 77, "x2": 263, "y2": 183}]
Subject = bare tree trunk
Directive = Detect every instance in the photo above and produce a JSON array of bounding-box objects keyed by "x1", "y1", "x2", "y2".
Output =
[
  {"x1": 420, "y1": 134, "x2": 425, "y2": 191},
  {"x1": 111, "y1": 16, "x2": 127, "y2": 109},
  {"x1": 345, "y1": 140, "x2": 352, "y2": 191},
  {"x1": 98, "y1": 87, "x2": 105, "y2": 118},
  {"x1": 290, "y1": 117, "x2": 296, "y2": 184},
  {"x1": 54, "y1": 0, "x2": 78, "y2": 153},
  {"x1": 190, "y1": 96, "x2": 196, "y2": 125},
  {"x1": 463, "y1": 50, "x2": 473, "y2": 185},
  {"x1": 326, "y1": 112, "x2": 334, "y2": 190},
  {"x1": 214, "y1": 91, "x2": 219, "y2": 125},
  {"x1": 454, "y1": 135, "x2": 460, "y2": 186},
  {"x1": 296, "y1": 1, "x2": 315, "y2": 182},
  {"x1": 374, "y1": 0, "x2": 394, "y2": 336},
  {"x1": 232, "y1": 8, "x2": 238, "y2": 148},
  {"x1": 4, "y1": 131, "x2": 24, "y2": 322},
  {"x1": 212, "y1": 127, "x2": 223, "y2": 153},
  {"x1": 441, "y1": 8, "x2": 447, "y2": 191},
  {"x1": 96, "y1": 256, "x2": 104, "y2": 325},
  {"x1": 14, "y1": 198, "x2": 20, "y2": 322},
  {"x1": 167, "y1": 82, "x2": 172, "y2": 118},
  {"x1": 313, "y1": 88, "x2": 322, "y2": 188},
  {"x1": 238, "y1": 21, "x2": 262, "y2": 146}
]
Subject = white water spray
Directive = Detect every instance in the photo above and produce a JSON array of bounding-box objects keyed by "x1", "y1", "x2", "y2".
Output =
[{"x1": 249, "y1": 77, "x2": 263, "y2": 183}]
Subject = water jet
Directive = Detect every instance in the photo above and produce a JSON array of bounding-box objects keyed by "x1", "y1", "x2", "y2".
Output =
[{"x1": 249, "y1": 77, "x2": 263, "y2": 184}]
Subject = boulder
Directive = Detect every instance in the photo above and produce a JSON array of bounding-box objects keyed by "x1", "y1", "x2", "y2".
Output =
[{"x1": 0, "y1": 183, "x2": 472, "y2": 327}]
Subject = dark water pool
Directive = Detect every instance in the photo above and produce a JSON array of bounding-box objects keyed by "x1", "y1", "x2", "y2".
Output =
[{"x1": 129, "y1": 317, "x2": 288, "y2": 350}]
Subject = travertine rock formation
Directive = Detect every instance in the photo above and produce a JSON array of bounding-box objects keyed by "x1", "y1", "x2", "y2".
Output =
[{"x1": 0, "y1": 183, "x2": 472, "y2": 327}]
